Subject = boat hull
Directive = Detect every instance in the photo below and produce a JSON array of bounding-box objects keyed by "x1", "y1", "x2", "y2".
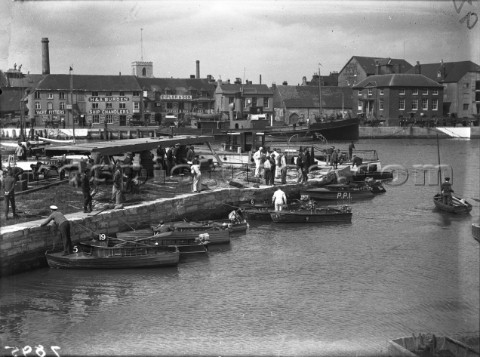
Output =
[
  {"x1": 45, "y1": 248, "x2": 179, "y2": 269},
  {"x1": 301, "y1": 187, "x2": 374, "y2": 201},
  {"x1": 472, "y1": 223, "x2": 480, "y2": 243},
  {"x1": 433, "y1": 194, "x2": 472, "y2": 214},
  {"x1": 270, "y1": 209, "x2": 352, "y2": 223}
]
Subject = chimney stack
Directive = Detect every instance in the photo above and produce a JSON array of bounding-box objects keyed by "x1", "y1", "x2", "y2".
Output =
[
  {"x1": 41, "y1": 38, "x2": 50, "y2": 75},
  {"x1": 196, "y1": 60, "x2": 200, "y2": 79},
  {"x1": 259, "y1": 74, "x2": 262, "y2": 84}
]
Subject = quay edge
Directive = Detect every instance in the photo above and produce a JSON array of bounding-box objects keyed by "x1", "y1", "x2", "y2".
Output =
[
  {"x1": 359, "y1": 126, "x2": 480, "y2": 139},
  {"x1": 0, "y1": 184, "x2": 302, "y2": 277}
]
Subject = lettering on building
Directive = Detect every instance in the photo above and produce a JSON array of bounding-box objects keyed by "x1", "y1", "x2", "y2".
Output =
[
  {"x1": 35, "y1": 110, "x2": 65, "y2": 115},
  {"x1": 160, "y1": 95, "x2": 193, "y2": 100},
  {"x1": 88, "y1": 97, "x2": 130, "y2": 102},
  {"x1": 89, "y1": 109, "x2": 130, "y2": 114}
]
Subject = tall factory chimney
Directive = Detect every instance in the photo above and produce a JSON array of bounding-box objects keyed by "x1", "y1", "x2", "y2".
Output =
[
  {"x1": 196, "y1": 60, "x2": 200, "y2": 79},
  {"x1": 41, "y1": 38, "x2": 50, "y2": 75}
]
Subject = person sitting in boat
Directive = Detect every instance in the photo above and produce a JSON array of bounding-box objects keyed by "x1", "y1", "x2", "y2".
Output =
[
  {"x1": 272, "y1": 187, "x2": 287, "y2": 211},
  {"x1": 228, "y1": 210, "x2": 243, "y2": 224},
  {"x1": 441, "y1": 177, "x2": 454, "y2": 205}
]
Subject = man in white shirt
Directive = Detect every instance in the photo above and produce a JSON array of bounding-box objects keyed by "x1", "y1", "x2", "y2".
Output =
[
  {"x1": 272, "y1": 187, "x2": 287, "y2": 211},
  {"x1": 253, "y1": 147, "x2": 263, "y2": 178}
]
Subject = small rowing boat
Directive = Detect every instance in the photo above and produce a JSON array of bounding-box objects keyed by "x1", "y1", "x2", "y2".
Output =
[
  {"x1": 433, "y1": 194, "x2": 472, "y2": 214},
  {"x1": 270, "y1": 205, "x2": 352, "y2": 223}
]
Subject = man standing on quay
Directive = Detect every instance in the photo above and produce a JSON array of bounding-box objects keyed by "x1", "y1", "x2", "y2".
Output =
[{"x1": 3, "y1": 169, "x2": 19, "y2": 220}]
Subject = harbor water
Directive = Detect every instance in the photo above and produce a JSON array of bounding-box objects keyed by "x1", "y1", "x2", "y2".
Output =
[{"x1": 1, "y1": 138, "x2": 479, "y2": 356}]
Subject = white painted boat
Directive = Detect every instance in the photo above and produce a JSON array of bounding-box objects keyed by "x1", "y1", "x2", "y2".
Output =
[{"x1": 39, "y1": 136, "x2": 76, "y2": 144}]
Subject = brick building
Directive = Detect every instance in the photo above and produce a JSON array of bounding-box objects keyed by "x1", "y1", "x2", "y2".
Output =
[
  {"x1": 338, "y1": 56, "x2": 413, "y2": 87},
  {"x1": 352, "y1": 73, "x2": 443, "y2": 126},
  {"x1": 25, "y1": 74, "x2": 143, "y2": 127},
  {"x1": 406, "y1": 60, "x2": 480, "y2": 119}
]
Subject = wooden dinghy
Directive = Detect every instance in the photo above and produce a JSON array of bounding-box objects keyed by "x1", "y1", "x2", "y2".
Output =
[
  {"x1": 270, "y1": 205, "x2": 352, "y2": 224},
  {"x1": 114, "y1": 229, "x2": 208, "y2": 254},
  {"x1": 388, "y1": 334, "x2": 479, "y2": 357},
  {"x1": 433, "y1": 194, "x2": 472, "y2": 214},
  {"x1": 152, "y1": 228, "x2": 230, "y2": 245},
  {"x1": 45, "y1": 242, "x2": 179, "y2": 269}
]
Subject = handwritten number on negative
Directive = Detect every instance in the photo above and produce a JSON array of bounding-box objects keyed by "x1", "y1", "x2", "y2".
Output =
[
  {"x1": 459, "y1": 11, "x2": 478, "y2": 29},
  {"x1": 453, "y1": 0, "x2": 472, "y2": 14},
  {"x1": 4, "y1": 346, "x2": 61, "y2": 357}
]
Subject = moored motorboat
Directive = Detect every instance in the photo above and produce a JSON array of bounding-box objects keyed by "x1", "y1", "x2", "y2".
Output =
[
  {"x1": 45, "y1": 241, "x2": 180, "y2": 269},
  {"x1": 433, "y1": 194, "x2": 472, "y2": 214},
  {"x1": 301, "y1": 183, "x2": 376, "y2": 201},
  {"x1": 270, "y1": 205, "x2": 352, "y2": 223}
]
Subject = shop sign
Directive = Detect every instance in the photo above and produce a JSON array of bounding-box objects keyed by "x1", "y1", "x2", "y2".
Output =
[
  {"x1": 35, "y1": 110, "x2": 65, "y2": 115},
  {"x1": 88, "y1": 97, "x2": 130, "y2": 102},
  {"x1": 89, "y1": 109, "x2": 130, "y2": 114},
  {"x1": 160, "y1": 95, "x2": 192, "y2": 100}
]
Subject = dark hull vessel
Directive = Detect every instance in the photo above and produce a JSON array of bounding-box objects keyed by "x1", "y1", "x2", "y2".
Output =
[
  {"x1": 388, "y1": 334, "x2": 479, "y2": 357},
  {"x1": 472, "y1": 223, "x2": 480, "y2": 243},
  {"x1": 270, "y1": 206, "x2": 352, "y2": 223},
  {"x1": 301, "y1": 184, "x2": 375, "y2": 201},
  {"x1": 433, "y1": 194, "x2": 472, "y2": 214},
  {"x1": 45, "y1": 243, "x2": 179, "y2": 269}
]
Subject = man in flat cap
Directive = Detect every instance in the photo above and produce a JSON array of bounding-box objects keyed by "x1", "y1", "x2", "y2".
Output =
[
  {"x1": 40, "y1": 205, "x2": 72, "y2": 255},
  {"x1": 441, "y1": 177, "x2": 454, "y2": 205}
]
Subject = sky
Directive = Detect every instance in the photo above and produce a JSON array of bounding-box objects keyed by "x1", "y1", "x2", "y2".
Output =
[{"x1": 1, "y1": 0, "x2": 479, "y2": 86}]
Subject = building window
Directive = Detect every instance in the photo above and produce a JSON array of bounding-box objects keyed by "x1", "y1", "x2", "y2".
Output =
[
  {"x1": 92, "y1": 91, "x2": 98, "y2": 97},
  {"x1": 105, "y1": 115, "x2": 113, "y2": 124},
  {"x1": 133, "y1": 102, "x2": 140, "y2": 110},
  {"x1": 34, "y1": 91, "x2": 41, "y2": 99},
  {"x1": 264, "y1": 97, "x2": 269, "y2": 108},
  {"x1": 77, "y1": 93, "x2": 85, "y2": 101},
  {"x1": 92, "y1": 115, "x2": 100, "y2": 124},
  {"x1": 35, "y1": 102, "x2": 41, "y2": 109},
  {"x1": 422, "y1": 98, "x2": 428, "y2": 110},
  {"x1": 229, "y1": 97, "x2": 234, "y2": 104},
  {"x1": 367, "y1": 89, "x2": 373, "y2": 96},
  {"x1": 432, "y1": 99, "x2": 438, "y2": 111},
  {"x1": 357, "y1": 90, "x2": 362, "y2": 96},
  {"x1": 106, "y1": 103, "x2": 113, "y2": 109},
  {"x1": 47, "y1": 102, "x2": 53, "y2": 110},
  {"x1": 119, "y1": 92, "x2": 125, "y2": 96},
  {"x1": 252, "y1": 97, "x2": 257, "y2": 107},
  {"x1": 133, "y1": 91, "x2": 140, "y2": 97},
  {"x1": 92, "y1": 103, "x2": 99, "y2": 109},
  {"x1": 379, "y1": 89, "x2": 384, "y2": 96},
  {"x1": 432, "y1": 89, "x2": 439, "y2": 95},
  {"x1": 59, "y1": 92, "x2": 65, "y2": 100},
  {"x1": 463, "y1": 82, "x2": 469, "y2": 89},
  {"x1": 463, "y1": 103, "x2": 469, "y2": 110},
  {"x1": 411, "y1": 99, "x2": 418, "y2": 110},
  {"x1": 179, "y1": 102, "x2": 184, "y2": 111},
  {"x1": 166, "y1": 102, "x2": 172, "y2": 110},
  {"x1": 357, "y1": 101, "x2": 362, "y2": 111},
  {"x1": 412, "y1": 89, "x2": 418, "y2": 95},
  {"x1": 119, "y1": 103, "x2": 126, "y2": 109},
  {"x1": 422, "y1": 88, "x2": 428, "y2": 95},
  {"x1": 399, "y1": 99, "x2": 405, "y2": 110},
  {"x1": 48, "y1": 92, "x2": 54, "y2": 99},
  {"x1": 399, "y1": 88, "x2": 405, "y2": 95},
  {"x1": 379, "y1": 99, "x2": 384, "y2": 110},
  {"x1": 105, "y1": 92, "x2": 112, "y2": 97},
  {"x1": 59, "y1": 102, "x2": 65, "y2": 110}
]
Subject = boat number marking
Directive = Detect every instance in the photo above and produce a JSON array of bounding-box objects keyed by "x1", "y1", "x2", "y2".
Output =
[
  {"x1": 336, "y1": 193, "x2": 351, "y2": 199},
  {"x1": 98, "y1": 234, "x2": 106, "y2": 241},
  {"x1": 73, "y1": 246, "x2": 78, "y2": 253}
]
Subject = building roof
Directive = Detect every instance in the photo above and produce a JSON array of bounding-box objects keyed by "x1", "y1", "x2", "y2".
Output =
[
  {"x1": 35, "y1": 74, "x2": 142, "y2": 92},
  {"x1": 273, "y1": 85, "x2": 353, "y2": 109},
  {"x1": 137, "y1": 77, "x2": 216, "y2": 94},
  {"x1": 406, "y1": 60, "x2": 480, "y2": 83},
  {"x1": 352, "y1": 74, "x2": 443, "y2": 89},
  {"x1": 216, "y1": 82, "x2": 273, "y2": 95},
  {"x1": 5, "y1": 74, "x2": 45, "y2": 88},
  {"x1": 340, "y1": 56, "x2": 413, "y2": 75}
]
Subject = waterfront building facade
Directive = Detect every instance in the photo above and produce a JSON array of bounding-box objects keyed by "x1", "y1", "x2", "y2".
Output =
[
  {"x1": 338, "y1": 56, "x2": 413, "y2": 87},
  {"x1": 272, "y1": 84, "x2": 353, "y2": 125},
  {"x1": 137, "y1": 77, "x2": 216, "y2": 126},
  {"x1": 214, "y1": 79, "x2": 274, "y2": 129},
  {"x1": 406, "y1": 60, "x2": 480, "y2": 119},
  {"x1": 25, "y1": 74, "x2": 143, "y2": 127},
  {"x1": 352, "y1": 73, "x2": 444, "y2": 126}
]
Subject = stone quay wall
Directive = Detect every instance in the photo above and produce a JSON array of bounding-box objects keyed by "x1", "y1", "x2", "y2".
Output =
[{"x1": 0, "y1": 184, "x2": 300, "y2": 277}]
